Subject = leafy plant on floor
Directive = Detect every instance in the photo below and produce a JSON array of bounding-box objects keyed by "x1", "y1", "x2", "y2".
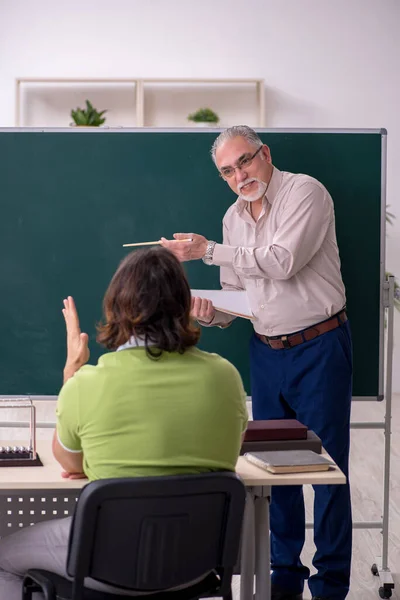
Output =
[
  {"x1": 70, "y1": 100, "x2": 107, "y2": 126},
  {"x1": 388, "y1": 273, "x2": 400, "y2": 311},
  {"x1": 187, "y1": 108, "x2": 219, "y2": 124},
  {"x1": 385, "y1": 208, "x2": 400, "y2": 311}
]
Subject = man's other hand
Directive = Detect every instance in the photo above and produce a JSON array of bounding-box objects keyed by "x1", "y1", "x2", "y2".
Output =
[
  {"x1": 191, "y1": 296, "x2": 215, "y2": 324},
  {"x1": 160, "y1": 233, "x2": 208, "y2": 262}
]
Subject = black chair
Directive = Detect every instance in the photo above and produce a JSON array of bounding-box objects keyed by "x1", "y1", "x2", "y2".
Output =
[{"x1": 22, "y1": 472, "x2": 246, "y2": 600}]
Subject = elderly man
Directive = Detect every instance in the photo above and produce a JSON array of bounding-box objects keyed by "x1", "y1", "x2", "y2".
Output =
[{"x1": 161, "y1": 125, "x2": 352, "y2": 600}]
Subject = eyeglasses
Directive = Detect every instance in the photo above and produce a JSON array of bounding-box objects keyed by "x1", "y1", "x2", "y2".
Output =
[{"x1": 219, "y1": 145, "x2": 263, "y2": 179}]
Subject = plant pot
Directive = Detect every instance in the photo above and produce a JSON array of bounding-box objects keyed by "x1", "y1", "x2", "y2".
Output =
[
  {"x1": 69, "y1": 123, "x2": 97, "y2": 127},
  {"x1": 191, "y1": 122, "x2": 218, "y2": 127}
]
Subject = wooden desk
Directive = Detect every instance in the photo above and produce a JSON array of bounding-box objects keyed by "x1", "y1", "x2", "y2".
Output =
[
  {"x1": 0, "y1": 441, "x2": 346, "y2": 600},
  {"x1": 236, "y1": 450, "x2": 345, "y2": 600}
]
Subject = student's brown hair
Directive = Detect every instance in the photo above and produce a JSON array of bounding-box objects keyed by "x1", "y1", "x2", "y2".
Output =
[{"x1": 96, "y1": 247, "x2": 200, "y2": 357}]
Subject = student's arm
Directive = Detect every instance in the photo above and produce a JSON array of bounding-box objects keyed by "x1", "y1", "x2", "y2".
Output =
[
  {"x1": 52, "y1": 295, "x2": 89, "y2": 478},
  {"x1": 62, "y1": 296, "x2": 90, "y2": 383},
  {"x1": 54, "y1": 374, "x2": 86, "y2": 477},
  {"x1": 52, "y1": 429, "x2": 84, "y2": 475}
]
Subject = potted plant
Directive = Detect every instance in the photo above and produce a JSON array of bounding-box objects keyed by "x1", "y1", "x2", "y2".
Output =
[
  {"x1": 386, "y1": 208, "x2": 400, "y2": 312},
  {"x1": 187, "y1": 107, "x2": 219, "y2": 127},
  {"x1": 70, "y1": 100, "x2": 107, "y2": 126}
]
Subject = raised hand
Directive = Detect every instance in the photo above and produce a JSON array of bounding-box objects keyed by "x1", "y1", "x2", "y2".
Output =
[
  {"x1": 62, "y1": 296, "x2": 90, "y2": 381},
  {"x1": 160, "y1": 233, "x2": 208, "y2": 262}
]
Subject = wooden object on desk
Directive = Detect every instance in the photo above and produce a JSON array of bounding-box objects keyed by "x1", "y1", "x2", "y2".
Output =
[
  {"x1": 244, "y1": 419, "x2": 308, "y2": 441},
  {"x1": 244, "y1": 450, "x2": 333, "y2": 474},
  {"x1": 237, "y1": 451, "x2": 345, "y2": 486}
]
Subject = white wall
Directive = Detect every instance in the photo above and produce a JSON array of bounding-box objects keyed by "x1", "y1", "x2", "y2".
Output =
[{"x1": 1, "y1": 0, "x2": 399, "y2": 390}]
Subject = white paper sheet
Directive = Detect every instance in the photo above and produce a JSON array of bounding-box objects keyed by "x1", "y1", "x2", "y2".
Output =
[{"x1": 191, "y1": 289, "x2": 253, "y2": 319}]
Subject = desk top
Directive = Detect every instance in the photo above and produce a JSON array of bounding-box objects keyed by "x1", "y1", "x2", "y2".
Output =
[{"x1": 0, "y1": 440, "x2": 346, "y2": 490}]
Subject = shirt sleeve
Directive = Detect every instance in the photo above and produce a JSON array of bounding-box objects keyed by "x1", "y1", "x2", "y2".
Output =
[
  {"x1": 212, "y1": 181, "x2": 333, "y2": 281},
  {"x1": 56, "y1": 376, "x2": 82, "y2": 453},
  {"x1": 231, "y1": 365, "x2": 249, "y2": 434},
  {"x1": 240, "y1": 391, "x2": 249, "y2": 434}
]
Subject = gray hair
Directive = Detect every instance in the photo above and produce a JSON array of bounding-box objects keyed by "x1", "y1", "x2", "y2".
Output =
[{"x1": 210, "y1": 125, "x2": 263, "y2": 164}]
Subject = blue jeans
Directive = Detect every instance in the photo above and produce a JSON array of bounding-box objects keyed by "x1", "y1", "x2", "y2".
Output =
[{"x1": 250, "y1": 320, "x2": 353, "y2": 600}]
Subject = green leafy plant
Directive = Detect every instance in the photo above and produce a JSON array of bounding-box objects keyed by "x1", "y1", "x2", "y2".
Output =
[
  {"x1": 395, "y1": 280, "x2": 400, "y2": 311},
  {"x1": 70, "y1": 100, "x2": 107, "y2": 126},
  {"x1": 385, "y1": 208, "x2": 400, "y2": 311},
  {"x1": 386, "y1": 208, "x2": 395, "y2": 226},
  {"x1": 387, "y1": 272, "x2": 400, "y2": 311},
  {"x1": 187, "y1": 108, "x2": 219, "y2": 124}
]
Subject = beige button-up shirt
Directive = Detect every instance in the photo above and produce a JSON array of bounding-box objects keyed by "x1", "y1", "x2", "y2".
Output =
[{"x1": 210, "y1": 167, "x2": 346, "y2": 336}]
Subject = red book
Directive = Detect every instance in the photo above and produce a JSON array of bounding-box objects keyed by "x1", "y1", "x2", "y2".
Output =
[{"x1": 244, "y1": 419, "x2": 308, "y2": 442}]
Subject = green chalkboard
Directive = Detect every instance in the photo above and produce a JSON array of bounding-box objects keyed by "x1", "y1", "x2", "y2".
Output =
[{"x1": 0, "y1": 129, "x2": 384, "y2": 397}]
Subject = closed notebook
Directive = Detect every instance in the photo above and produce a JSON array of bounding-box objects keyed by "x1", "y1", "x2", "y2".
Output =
[
  {"x1": 244, "y1": 450, "x2": 333, "y2": 474},
  {"x1": 244, "y1": 419, "x2": 308, "y2": 442},
  {"x1": 240, "y1": 430, "x2": 323, "y2": 456}
]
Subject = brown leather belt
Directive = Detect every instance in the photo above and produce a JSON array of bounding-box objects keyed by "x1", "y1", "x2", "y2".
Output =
[{"x1": 255, "y1": 310, "x2": 347, "y2": 350}]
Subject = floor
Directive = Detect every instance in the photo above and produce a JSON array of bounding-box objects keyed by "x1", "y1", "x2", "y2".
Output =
[{"x1": 2, "y1": 394, "x2": 399, "y2": 600}]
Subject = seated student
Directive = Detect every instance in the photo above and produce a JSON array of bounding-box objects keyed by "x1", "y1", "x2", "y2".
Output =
[{"x1": 0, "y1": 247, "x2": 248, "y2": 600}]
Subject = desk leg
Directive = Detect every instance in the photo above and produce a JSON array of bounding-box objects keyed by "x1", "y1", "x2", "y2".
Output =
[
  {"x1": 240, "y1": 491, "x2": 255, "y2": 600},
  {"x1": 254, "y1": 486, "x2": 271, "y2": 600}
]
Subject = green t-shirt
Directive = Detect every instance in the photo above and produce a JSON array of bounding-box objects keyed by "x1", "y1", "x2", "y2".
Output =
[{"x1": 56, "y1": 347, "x2": 248, "y2": 481}]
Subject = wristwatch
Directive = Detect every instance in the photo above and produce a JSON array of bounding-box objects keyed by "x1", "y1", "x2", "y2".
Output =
[{"x1": 202, "y1": 240, "x2": 216, "y2": 265}]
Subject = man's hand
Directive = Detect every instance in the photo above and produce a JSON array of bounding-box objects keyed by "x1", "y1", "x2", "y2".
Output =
[
  {"x1": 191, "y1": 297, "x2": 215, "y2": 324},
  {"x1": 160, "y1": 233, "x2": 208, "y2": 262},
  {"x1": 62, "y1": 296, "x2": 90, "y2": 382}
]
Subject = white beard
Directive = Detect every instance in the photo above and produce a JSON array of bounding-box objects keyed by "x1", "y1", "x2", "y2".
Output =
[{"x1": 238, "y1": 178, "x2": 268, "y2": 202}]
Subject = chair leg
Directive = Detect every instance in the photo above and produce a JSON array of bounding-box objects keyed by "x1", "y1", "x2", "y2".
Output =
[
  {"x1": 22, "y1": 578, "x2": 41, "y2": 600},
  {"x1": 223, "y1": 589, "x2": 233, "y2": 600},
  {"x1": 22, "y1": 573, "x2": 56, "y2": 600}
]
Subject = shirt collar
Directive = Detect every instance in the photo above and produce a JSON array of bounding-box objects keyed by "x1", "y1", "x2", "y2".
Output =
[
  {"x1": 265, "y1": 166, "x2": 283, "y2": 204},
  {"x1": 234, "y1": 166, "x2": 283, "y2": 214},
  {"x1": 116, "y1": 336, "x2": 147, "y2": 351}
]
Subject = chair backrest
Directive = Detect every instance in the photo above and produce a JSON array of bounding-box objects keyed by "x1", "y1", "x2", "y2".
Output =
[{"x1": 67, "y1": 472, "x2": 246, "y2": 597}]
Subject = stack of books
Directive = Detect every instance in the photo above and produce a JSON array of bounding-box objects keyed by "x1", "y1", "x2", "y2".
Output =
[{"x1": 240, "y1": 419, "x2": 322, "y2": 455}]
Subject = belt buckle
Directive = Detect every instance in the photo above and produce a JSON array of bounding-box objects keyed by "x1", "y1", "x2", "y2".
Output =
[{"x1": 280, "y1": 335, "x2": 291, "y2": 349}]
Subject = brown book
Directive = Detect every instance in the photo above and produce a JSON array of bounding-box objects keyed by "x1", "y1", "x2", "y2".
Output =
[
  {"x1": 240, "y1": 430, "x2": 322, "y2": 455},
  {"x1": 244, "y1": 419, "x2": 308, "y2": 442}
]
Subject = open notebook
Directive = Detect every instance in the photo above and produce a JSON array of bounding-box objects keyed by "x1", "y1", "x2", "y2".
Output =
[{"x1": 190, "y1": 290, "x2": 253, "y2": 319}]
